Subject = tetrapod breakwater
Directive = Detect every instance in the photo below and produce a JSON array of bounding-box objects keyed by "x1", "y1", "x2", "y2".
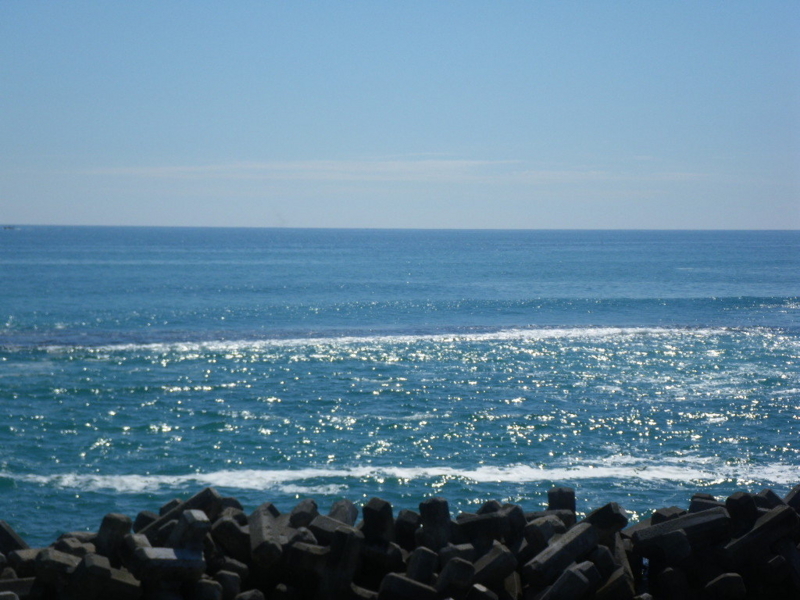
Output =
[{"x1": 1, "y1": 484, "x2": 799, "y2": 600}]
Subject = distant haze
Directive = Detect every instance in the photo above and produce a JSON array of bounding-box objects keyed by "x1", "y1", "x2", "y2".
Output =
[{"x1": 1, "y1": 2, "x2": 798, "y2": 229}]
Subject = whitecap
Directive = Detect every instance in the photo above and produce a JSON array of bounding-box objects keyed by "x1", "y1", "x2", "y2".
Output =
[
  {"x1": 4, "y1": 456, "x2": 796, "y2": 493},
  {"x1": 42, "y1": 326, "x2": 734, "y2": 355}
]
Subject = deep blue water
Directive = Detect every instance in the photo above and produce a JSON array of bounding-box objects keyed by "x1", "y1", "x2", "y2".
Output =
[{"x1": 1, "y1": 227, "x2": 798, "y2": 546}]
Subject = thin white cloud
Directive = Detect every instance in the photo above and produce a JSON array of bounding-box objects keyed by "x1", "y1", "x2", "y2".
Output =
[
  {"x1": 79, "y1": 159, "x2": 709, "y2": 186},
  {"x1": 503, "y1": 169, "x2": 708, "y2": 184},
  {"x1": 84, "y1": 160, "x2": 516, "y2": 183}
]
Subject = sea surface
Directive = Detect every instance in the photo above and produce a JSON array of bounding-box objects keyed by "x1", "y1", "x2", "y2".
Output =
[{"x1": 1, "y1": 227, "x2": 798, "y2": 546}]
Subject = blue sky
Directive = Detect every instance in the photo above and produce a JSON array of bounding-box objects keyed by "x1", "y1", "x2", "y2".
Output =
[{"x1": 1, "y1": 2, "x2": 798, "y2": 229}]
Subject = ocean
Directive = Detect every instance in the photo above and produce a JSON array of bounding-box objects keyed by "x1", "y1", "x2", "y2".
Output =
[{"x1": 1, "y1": 227, "x2": 798, "y2": 547}]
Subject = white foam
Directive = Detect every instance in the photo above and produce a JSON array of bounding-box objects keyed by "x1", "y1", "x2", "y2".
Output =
[
  {"x1": 46, "y1": 326, "x2": 734, "y2": 355},
  {"x1": 5, "y1": 457, "x2": 797, "y2": 493}
]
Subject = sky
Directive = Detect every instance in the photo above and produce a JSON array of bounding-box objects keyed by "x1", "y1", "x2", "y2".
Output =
[{"x1": 1, "y1": 2, "x2": 798, "y2": 229}]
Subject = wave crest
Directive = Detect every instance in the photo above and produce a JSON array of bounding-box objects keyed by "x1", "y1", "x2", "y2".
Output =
[
  {"x1": 4, "y1": 458, "x2": 796, "y2": 494},
  {"x1": 41, "y1": 326, "x2": 736, "y2": 354}
]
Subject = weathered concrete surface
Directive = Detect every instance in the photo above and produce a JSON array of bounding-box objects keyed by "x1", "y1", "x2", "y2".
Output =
[{"x1": 3, "y1": 484, "x2": 800, "y2": 599}]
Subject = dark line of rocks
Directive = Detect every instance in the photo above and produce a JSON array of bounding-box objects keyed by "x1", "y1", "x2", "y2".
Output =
[{"x1": 1, "y1": 485, "x2": 799, "y2": 600}]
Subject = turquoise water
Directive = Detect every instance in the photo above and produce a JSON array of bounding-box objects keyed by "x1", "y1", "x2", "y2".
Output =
[{"x1": 1, "y1": 227, "x2": 798, "y2": 546}]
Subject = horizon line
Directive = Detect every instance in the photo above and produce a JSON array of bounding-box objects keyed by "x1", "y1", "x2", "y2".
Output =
[{"x1": 2, "y1": 223, "x2": 799, "y2": 233}]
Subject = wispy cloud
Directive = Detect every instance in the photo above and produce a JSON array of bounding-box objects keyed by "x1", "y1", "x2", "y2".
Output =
[
  {"x1": 79, "y1": 159, "x2": 709, "y2": 186},
  {"x1": 504, "y1": 169, "x2": 708, "y2": 184},
  {"x1": 84, "y1": 159, "x2": 516, "y2": 183}
]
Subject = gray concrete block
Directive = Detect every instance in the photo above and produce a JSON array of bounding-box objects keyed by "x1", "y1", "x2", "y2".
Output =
[
  {"x1": 317, "y1": 527, "x2": 364, "y2": 599},
  {"x1": 584, "y1": 502, "x2": 628, "y2": 535},
  {"x1": 621, "y1": 517, "x2": 652, "y2": 540},
  {"x1": 503, "y1": 571, "x2": 522, "y2": 600},
  {"x1": 33, "y1": 547, "x2": 81, "y2": 586},
  {"x1": 329, "y1": 499, "x2": 359, "y2": 526},
  {"x1": 156, "y1": 518, "x2": 178, "y2": 547},
  {"x1": 270, "y1": 583, "x2": 303, "y2": 600},
  {"x1": 359, "y1": 540, "x2": 405, "y2": 585},
  {"x1": 477, "y1": 500, "x2": 503, "y2": 514},
  {"x1": 53, "y1": 535, "x2": 95, "y2": 558},
  {"x1": 784, "y1": 484, "x2": 800, "y2": 512},
  {"x1": 377, "y1": 572, "x2": 438, "y2": 600},
  {"x1": 457, "y1": 513, "x2": 505, "y2": 546},
  {"x1": 6, "y1": 549, "x2": 42, "y2": 578},
  {"x1": 248, "y1": 502, "x2": 283, "y2": 571},
  {"x1": 394, "y1": 510, "x2": 420, "y2": 552},
  {"x1": 538, "y1": 562, "x2": 592, "y2": 600},
  {"x1": 36, "y1": 548, "x2": 81, "y2": 573},
  {"x1": 406, "y1": 546, "x2": 438, "y2": 584},
  {"x1": 211, "y1": 515, "x2": 251, "y2": 564},
  {"x1": 587, "y1": 544, "x2": 616, "y2": 581},
  {"x1": 436, "y1": 556, "x2": 474, "y2": 599},
  {"x1": 654, "y1": 566, "x2": 689, "y2": 600},
  {"x1": 757, "y1": 553, "x2": 789, "y2": 585},
  {"x1": 284, "y1": 541, "x2": 329, "y2": 582},
  {"x1": 754, "y1": 488, "x2": 786, "y2": 510},
  {"x1": 724, "y1": 505, "x2": 800, "y2": 567},
  {"x1": 160, "y1": 498, "x2": 182, "y2": 516},
  {"x1": 704, "y1": 572, "x2": 747, "y2": 599},
  {"x1": 514, "y1": 539, "x2": 540, "y2": 566},
  {"x1": 499, "y1": 504, "x2": 526, "y2": 542},
  {"x1": 547, "y1": 488, "x2": 575, "y2": 513},
  {"x1": 120, "y1": 532, "x2": 151, "y2": 570},
  {"x1": 650, "y1": 507, "x2": 686, "y2": 525},
  {"x1": 210, "y1": 555, "x2": 248, "y2": 581},
  {"x1": 465, "y1": 583, "x2": 498, "y2": 600},
  {"x1": 194, "y1": 577, "x2": 224, "y2": 600},
  {"x1": 77, "y1": 552, "x2": 112, "y2": 576},
  {"x1": 213, "y1": 570, "x2": 241, "y2": 600},
  {"x1": 523, "y1": 516, "x2": 565, "y2": 557},
  {"x1": 0, "y1": 577, "x2": 33, "y2": 597},
  {"x1": 631, "y1": 506, "x2": 731, "y2": 555},
  {"x1": 773, "y1": 536, "x2": 800, "y2": 590},
  {"x1": 524, "y1": 510, "x2": 576, "y2": 529},
  {"x1": 69, "y1": 553, "x2": 113, "y2": 599},
  {"x1": 234, "y1": 590, "x2": 266, "y2": 600},
  {"x1": 594, "y1": 567, "x2": 635, "y2": 600},
  {"x1": 309, "y1": 514, "x2": 359, "y2": 547},
  {"x1": 166, "y1": 508, "x2": 211, "y2": 550},
  {"x1": 220, "y1": 497, "x2": 243, "y2": 511},
  {"x1": 133, "y1": 510, "x2": 158, "y2": 533},
  {"x1": 439, "y1": 542, "x2": 478, "y2": 566},
  {"x1": 522, "y1": 522, "x2": 599, "y2": 588},
  {"x1": 416, "y1": 497, "x2": 451, "y2": 551},
  {"x1": 642, "y1": 528, "x2": 691, "y2": 564},
  {"x1": 141, "y1": 487, "x2": 223, "y2": 543},
  {"x1": 473, "y1": 542, "x2": 517, "y2": 587},
  {"x1": 574, "y1": 559, "x2": 602, "y2": 587},
  {"x1": 219, "y1": 506, "x2": 249, "y2": 528},
  {"x1": 96, "y1": 512, "x2": 132, "y2": 566},
  {"x1": 362, "y1": 497, "x2": 395, "y2": 544},
  {"x1": 349, "y1": 583, "x2": 378, "y2": 600},
  {"x1": 610, "y1": 534, "x2": 636, "y2": 590},
  {"x1": 725, "y1": 492, "x2": 758, "y2": 535},
  {"x1": 132, "y1": 546, "x2": 205, "y2": 581},
  {"x1": 59, "y1": 530, "x2": 97, "y2": 544},
  {"x1": 288, "y1": 526, "x2": 317, "y2": 548},
  {"x1": 688, "y1": 493, "x2": 724, "y2": 513},
  {"x1": 289, "y1": 498, "x2": 319, "y2": 529},
  {"x1": 0, "y1": 523, "x2": 28, "y2": 555}
]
